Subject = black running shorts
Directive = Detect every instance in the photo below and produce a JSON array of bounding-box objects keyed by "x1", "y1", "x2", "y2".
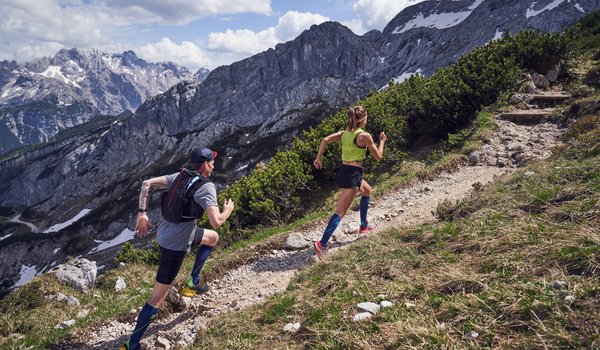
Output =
[
  {"x1": 337, "y1": 164, "x2": 363, "y2": 189},
  {"x1": 155, "y1": 228, "x2": 205, "y2": 284}
]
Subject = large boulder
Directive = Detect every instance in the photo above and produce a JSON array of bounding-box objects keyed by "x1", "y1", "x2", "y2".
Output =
[
  {"x1": 532, "y1": 72, "x2": 550, "y2": 89},
  {"x1": 53, "y1": 258, "x2": 97, "y2": 293}
]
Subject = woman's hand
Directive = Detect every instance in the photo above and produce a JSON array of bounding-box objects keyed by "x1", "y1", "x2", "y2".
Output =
[
  {"x1": 313, "y1": 158, "x2": 323, "y2": 169},
  {"x1": 135, "y1": 213, "x2": 152, "y2": 238},
  {"x1": 379, "y1": 131, "x2": 388, "y2": 142}
]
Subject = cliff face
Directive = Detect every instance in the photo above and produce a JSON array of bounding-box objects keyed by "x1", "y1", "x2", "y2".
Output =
[{"x1": 0, "y1": 0, "x2": 598, "y2": 292}]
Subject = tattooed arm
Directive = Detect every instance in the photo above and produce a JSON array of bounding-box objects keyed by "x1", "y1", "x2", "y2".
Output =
[{"x1": 136, "y1": 176, "x2": 168, "y2": 238}]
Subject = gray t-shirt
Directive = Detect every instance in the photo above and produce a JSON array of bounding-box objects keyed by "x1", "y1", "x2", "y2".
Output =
[{"x1": 157, "y1": 172, "x2": 218, "y2": 251}]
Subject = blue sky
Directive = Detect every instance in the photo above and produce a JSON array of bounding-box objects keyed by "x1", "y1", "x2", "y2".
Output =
[{"x1": 0, "y1": 0, "x2": 425, "y2": 71}]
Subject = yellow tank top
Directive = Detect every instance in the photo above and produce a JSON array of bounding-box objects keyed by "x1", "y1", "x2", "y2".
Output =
[{"x1": 341, "y1": 128, "x2": 367, "y2": 162}]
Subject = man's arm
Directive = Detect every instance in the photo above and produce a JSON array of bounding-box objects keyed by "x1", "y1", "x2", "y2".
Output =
[
  {"x1": 206, "y1": 199, "x2": 235, "y2": 229},
  {"x1": 136, "y1": 175, "x2": 169, "y2": 238}
]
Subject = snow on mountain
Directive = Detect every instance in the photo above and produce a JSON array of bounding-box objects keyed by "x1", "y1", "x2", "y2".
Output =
[{"x1": 392, "y1": 0, "x2": 485, "y2": 34}]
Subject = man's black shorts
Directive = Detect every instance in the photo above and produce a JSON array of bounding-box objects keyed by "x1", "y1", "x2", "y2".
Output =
[
  {"x1": 337, "y1": 164, "x2": 363, "y2": 189},
  {"x1": 155, "y1": 228, "x2": 204, "y2": 285}
]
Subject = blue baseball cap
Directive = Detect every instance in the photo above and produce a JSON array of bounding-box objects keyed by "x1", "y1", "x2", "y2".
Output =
[{"x1": 190, "y1": 147, "x2": 217, "y2": 163}]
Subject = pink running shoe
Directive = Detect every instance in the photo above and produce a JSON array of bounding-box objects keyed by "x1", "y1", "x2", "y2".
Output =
[
  {"x1": 359, "y1": 222, "x2": 376, "y2": 234},
  {"x1": 313, "y1": 241, "x2": 327, "y2": 259}
]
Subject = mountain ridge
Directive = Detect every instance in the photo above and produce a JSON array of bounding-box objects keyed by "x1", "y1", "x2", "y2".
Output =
[{"x1": 0, "y1": 0, "x2": 598, "y2": 294}]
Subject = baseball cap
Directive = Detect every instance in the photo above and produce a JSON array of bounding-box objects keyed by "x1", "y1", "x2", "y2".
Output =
[{"x1": 189, "y1": 147, "x2": 217, "y2": 163}]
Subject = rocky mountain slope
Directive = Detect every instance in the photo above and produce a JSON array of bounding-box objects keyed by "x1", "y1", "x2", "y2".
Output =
[
  {"x1": 0, "y1": 0, "x2": 597, "y2": 294},
  {"x1": 52, "y1": 85, "x2": 570, "y2": 350},
  {"x1": 0, "y1": 49, "x2": 209, "y2": 153}
]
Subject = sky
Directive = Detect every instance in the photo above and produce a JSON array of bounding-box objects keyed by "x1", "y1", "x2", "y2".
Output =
[{"x1": 0, "y1": 0, "x2": 426, "y2": 72}]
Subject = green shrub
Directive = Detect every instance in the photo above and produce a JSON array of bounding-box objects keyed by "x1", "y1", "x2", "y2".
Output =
[{"x1": 114, "y1": 241, "x2": 160, "y2": 265}]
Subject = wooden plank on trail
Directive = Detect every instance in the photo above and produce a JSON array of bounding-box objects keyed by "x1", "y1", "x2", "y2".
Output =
[{"x1": 498, "y1": 110, "x2": 554, "y2": 125}]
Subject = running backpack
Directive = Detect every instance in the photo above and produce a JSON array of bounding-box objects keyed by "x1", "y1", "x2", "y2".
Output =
[{"x1": 161, "y1": 168, "x2": 210, "y2": 223}]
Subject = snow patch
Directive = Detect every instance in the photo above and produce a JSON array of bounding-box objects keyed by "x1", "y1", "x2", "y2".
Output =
[
  {"x1": 44, "y1": 209, "x2": 92, "y2": 233},
  {"x1": 13, "y1": 265, "x2": 38, "y2": 287},
  {"x1": 573, "y1": 2, "x2": 584, "y2": 13},
  {"x1": 394, "y1": 68, "x2": 423, "y2": 83},
  {"x1": 393, "y1": 0, "x2": 484, "y2": 34},
  {"x1": 88, "y1": 228, "x2": 135, "y2": 253},
  {"x1": 379, "y1": 56, "x2": 385, "y2": 63},
  {"x1": 526, "y1": 0, "x2": 567, "y2": 18},
  {"x1": 53, "y1": 247, "x2": 61, "y2": 254},
  {"x1": 38, "y1": 65, "x2": 81, "y2": 88},
  {"x1": 0, "y1": 234, "x2": 12, "y2": 241},
  {"x1": 493, "y1": 28, "x2": 504, "y2": 40},
  {"x1": 236, "y1": 164, "x2": 249, "y2": 172}
]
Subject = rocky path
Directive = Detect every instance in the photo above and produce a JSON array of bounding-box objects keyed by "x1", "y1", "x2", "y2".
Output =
[{"x1": 56, "y1": 97, "x2": 567, "y2": 350}]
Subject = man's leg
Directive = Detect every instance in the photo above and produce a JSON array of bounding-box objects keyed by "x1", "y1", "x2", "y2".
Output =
[
  {"x1": 124, "y1": 246, "x2": 185, "y2": 349},
  {"x1": 189, "y1": 229, "x2": 218, "y2": 286},
  {"x1": 125, "y1": 282, "x2": 170, "y2": 349}
]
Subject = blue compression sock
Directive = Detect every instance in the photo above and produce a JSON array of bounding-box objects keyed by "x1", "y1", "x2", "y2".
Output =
[
  {"x1": 191, "y1": 244, "x2": 213, "y2": 285},
  {"x1": 320, "y1": 213, "x2": 341, "y2": 248},
  {"x1": 128, "y1": 302, "x2": 159, "y2": 348},
  {"x1": 360, "y1": 196, "x2": 370, "y2": 227}
]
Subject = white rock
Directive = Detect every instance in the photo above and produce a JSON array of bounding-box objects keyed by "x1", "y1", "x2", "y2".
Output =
[
  {"x1": 65, "y1": 296, "x2": 80, "y2": 307},
  {"x1": 467, "y1": 331, "x2": 479, "y2": 340},
  {"x1": 180, "y1": 296, "x2": 192, "y2": 309},
  {"x1": 377, "y1": 294, "x2": 387, "y2": 299},
  {"x1": 283, "y1": 322, "x2": 301, "y2": 333},
  {"x1": 353, "y1": 312, "x2": 373, "y2": 322},
  {"x1": 115, "y1": 277, "x2": 126, "y2": 292},
  {"x1": 53, "y1": 258, "x2": 97, "y2": 293},
  {"x1": 56, "y1": 320, "x2": 76, "y2": 329},
  {"x1": 524, "y1": 171, "x2": 536, "y2": 177},
  {"x1": 284, "y1": 233, "x2": 310, "y2": 250},
  {"x1": 564, "y1": 295, "x2": 576, "y2": 306},
  {"x1": 357, "y1": 302, "x2": 381, "y2": 314},
  {"x1": 77, "y1": 309, "x2": 90, "y2": 318},
  {"x1": 55, "y1": 293, "x2": 66, "y2": 302},
  {"x1": 156, "y1": 336, "x2": 171, "y2": 349},
  {"x1": 436, "y1": 322, "x2": 446, "y2": 331},
  {"x1": 404, "y1": 302, "x2": 416, "y2": 308},
  {"x1": 380, "y1": 301, "x2": 393, "y2": 308}
]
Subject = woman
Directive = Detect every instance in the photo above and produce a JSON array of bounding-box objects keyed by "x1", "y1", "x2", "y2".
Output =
[{"x1": 313, "y1": 105, "x2": 387, "y2": 259}]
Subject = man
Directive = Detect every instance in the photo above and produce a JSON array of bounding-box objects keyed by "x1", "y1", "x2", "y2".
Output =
[{"x1": 120, "y1": 147, "x2": 234, "y2": 350}]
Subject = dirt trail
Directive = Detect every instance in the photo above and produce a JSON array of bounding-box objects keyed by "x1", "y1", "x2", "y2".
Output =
[{"x1": 56, "y1": 102, "x2": 567, "y2": 349}]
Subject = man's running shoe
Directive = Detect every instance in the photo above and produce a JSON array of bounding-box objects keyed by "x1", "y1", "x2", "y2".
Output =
[
  {"x1": 119, "y1": 339, "x2": 139, "y2": 350},
  {"x1": 181, "y1": 277, "x2": 210, "y2": 297},
  {"x1": 313, "y1": 241, "x2": 327, "y2": 260},
  {"x1": 359, "y1": 222, "x2": 376, "y2": 234}
]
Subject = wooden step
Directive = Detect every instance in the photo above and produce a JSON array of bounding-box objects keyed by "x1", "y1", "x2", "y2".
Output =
[
  {"x1": 531, "y1": 94, "x2": 570, "y2": 102},
  {"x1": 498, "y1": 110, "x2": 554, "y2": 125}
]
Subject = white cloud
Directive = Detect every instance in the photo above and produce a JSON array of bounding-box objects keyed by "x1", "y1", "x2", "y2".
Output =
[
  {"x1": 102, "y1": 0, "x2": 273, "y2": 25},
  {"x1": 274, "y1": 11, "x2": 330, "y2": 42},
  {"x1": 138, "y1": 38, "x2": 211, "y2": 71},
  {"x1": 207, "y1": 11, "x2": 329, "y2": 56},
  {"x1": 352, "y1": 0, "x2": 425, "y2": 32}
]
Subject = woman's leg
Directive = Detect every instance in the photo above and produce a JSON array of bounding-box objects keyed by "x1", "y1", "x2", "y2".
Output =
[
  {"x1": 359, "y1": 180, "x2": 372, "y2": 229},
  {"x1": 319, "y1": 188, "x2": 358, "y2": 248}
]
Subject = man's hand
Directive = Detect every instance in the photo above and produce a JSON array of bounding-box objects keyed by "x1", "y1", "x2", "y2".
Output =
[
  {"x1": 224, "y1": 199, "x2": 235, "y2": 215},
  {"x1": 135, "y1": 213, "x2": 152, "y2": 238}
]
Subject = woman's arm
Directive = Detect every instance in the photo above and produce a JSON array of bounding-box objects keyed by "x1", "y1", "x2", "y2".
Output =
[
  {"x1": 362, "y1": 131, "x2": 387, "y2": 161},
  {"x1": 314, "y1": 131, "x2": 343, "y2": 169}
]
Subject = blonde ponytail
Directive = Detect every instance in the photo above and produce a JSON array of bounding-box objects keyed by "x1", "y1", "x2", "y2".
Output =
[{"x1": 346, "y1": 106, "x2": 367, "y2": 131}]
